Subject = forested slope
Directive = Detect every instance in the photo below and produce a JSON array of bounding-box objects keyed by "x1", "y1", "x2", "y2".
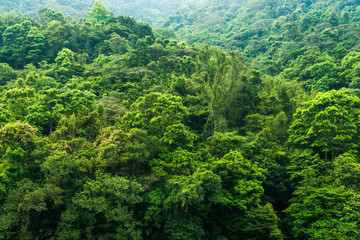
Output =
[
  {"x1": 0, "y1": 0, "x2": 92, "y2": 20},
  {"x1": 163, "y1": 0, "x2": 360, "y2": 90},
  {"x1": 0, "y1": 0, "x2": 206, "y2": 24},
  {"x1": 1, "y1": 1, "x2": 360, "y2": 240}
]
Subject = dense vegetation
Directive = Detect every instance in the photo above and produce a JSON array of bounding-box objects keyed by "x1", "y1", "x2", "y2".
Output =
[
  {"x1": 1, "y1": 1, "x2": 360, "y2": 239},
  {"x1": 163, "y1": 0, "x2": 360, "y2": 90},
  {"x1": 0, "y1": 0, "x2": 206, "y2": 24}
]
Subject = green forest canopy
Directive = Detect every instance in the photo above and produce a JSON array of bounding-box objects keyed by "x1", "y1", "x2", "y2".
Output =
[
  {"x1": 161, "y1": 0, "x2": 360, "y2": 77},
  {"x1": 0, "y1": 0, "x2": 360, "y2": 239},
  {"x1": 0, "y1": 0, "x2": 208, "y2": 24}
]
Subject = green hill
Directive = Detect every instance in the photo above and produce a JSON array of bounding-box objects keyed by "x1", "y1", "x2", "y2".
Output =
[
  {"x1": 0, "y1": 0, "x2": 208, "y2": 24},
  {"x1": 162, "y1": 0, "x2": 360, "y2": 81},
  {"x1": 0, "y1": 1, "x2": 360, "y2": 239}
]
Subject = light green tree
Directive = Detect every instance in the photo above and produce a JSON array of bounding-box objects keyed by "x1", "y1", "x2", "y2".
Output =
[{"x1": 288, "y1": 88, "x2": 360, "y2": 160}]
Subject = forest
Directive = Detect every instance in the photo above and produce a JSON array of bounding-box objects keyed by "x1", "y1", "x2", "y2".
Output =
[
  {"x1": 0, "y1": 0, "x2": 206, "y2": 24},
  {"x1": 0, "y1": 0, "x2": 360, "y2": 239}
]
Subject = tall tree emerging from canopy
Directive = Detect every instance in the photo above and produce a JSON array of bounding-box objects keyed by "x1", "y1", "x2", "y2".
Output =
[
  {"x1": 87, "y1": 0, "x2": 113, "y2": 25},
  {"x1": 197, "y1": 46, "x2": 250, "y2": 133},
  {"x1": 288, "y1": 88, "x2": 360, "y2": 160}
]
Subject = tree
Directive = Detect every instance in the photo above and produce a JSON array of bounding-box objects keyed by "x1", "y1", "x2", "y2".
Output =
[
  {"x1": 285, "y1": 186, "x2": 360, "y2": 240},
  {"x1": 53, "y1": 48, "x2": 85, "y2": 83},
  {"x1": 42, "y1": 20, "x2": 76, "y2": 61},
  {"x1": 24, "y1": 27, "x2": 46, "y2": 65},
  {"x1": 87, "y1": 1, "x2": 112, "y2": 25},
  {"x1": 211, "y1": 151, "x2": 266, "y2": 210},
  {"x1": 288, "y1": 88, "x2": 360, "y2": 160},
  {"x1": 57, "y1": 173, "x2": 143, "y2": 240},
  {"x1": 129, "y1": 39, "x2": 151, "y2": 67},
  {"x1": 97, "y1": 127, "x2": 156, "y2": 176},
  {"x1": 197, "y1": 46, "x2": 249, "y2": 133},
  {"x1": 179, "y1": 55, "x2": 197, "y2": 77},
  {"x1": 122, "y1": 92, "x2": 188, "y2": 136},
  {"x1": 0, "y1": 63, "x2": 16, "y2": 86},
  {"x1": 5, "y1": 85, "x2": 36, "y2": 120},
  {"x1": 145, "y1": 169, "x2": 222, "y2": 239},
  {"x1": 333, "y1": 154, "x2": 360, "y2": 191},
  {"x1": 106, "y1": 33, "x2": 129, "y2": 54},
  {"x1": 39, "y1": 8, "x2": 66, "y2": 24},
  {"x1": 27, "y1": 88, "x2": 64, "y2": 134},
  {"x1": 0, "y1": 122, "x2": 37, "y2": 154},
  {"x1": 1, "y1": 20, "x2": 32, "y2": 68},
  {"x1": 238, "y1": 203, "x2": 283, "y2": 240},
  {"x1": 0, "y1": 179, "x2": 62, "y2": 240}
]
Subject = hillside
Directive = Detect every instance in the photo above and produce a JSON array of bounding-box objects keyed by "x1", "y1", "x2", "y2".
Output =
[
  {"x1": 162, "y1": 0, "x2": 360, "y2": 83},
  {"x1": 0, "y1": 0, "x2": 207, "y2": 24},
  {"x1": 0, "y1": 3, "x2": 288, "y2": 239},
  {"x1": 1, "y1": 1, "x2": 360, "y2": 239}
]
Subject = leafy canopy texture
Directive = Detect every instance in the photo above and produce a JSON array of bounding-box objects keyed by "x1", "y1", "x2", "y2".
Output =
[
  {"x1": 289, "y1": 88, "x2": 360, "y2": 160},
  {"x1": 1, "y1": 1, "x2": 360, "y2": 239}
]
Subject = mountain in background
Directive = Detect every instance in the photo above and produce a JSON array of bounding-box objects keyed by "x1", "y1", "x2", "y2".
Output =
[
  {"x1": 0, "y1": 0, "x2": 208, "y2": 24},
  {"x1": 160, "y1": 0, "x2": 360, "y2": 45},
  {"x1": 0, "y1": 0, "x2": 92, "y2": 20},
  {"x1": 102, "y1": 0, "x2": 208, "y2": 24},
  {"x1": 160, "y1": 0, "x2": 360, "y2": 76},
  {"x1": 4, "y1": 0, "x2": 360, "y2": 80}
]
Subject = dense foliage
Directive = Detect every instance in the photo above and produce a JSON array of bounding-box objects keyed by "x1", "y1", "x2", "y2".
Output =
[
  {"x1": 0, "y1": 0, "x2": 206, "y2": 24},
  {"x1": 162, "y1": 0, "x2": 360, "y2": 89},
  {"x1": 1, "y1": 1, "x2": 360, "y2": 239}
]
